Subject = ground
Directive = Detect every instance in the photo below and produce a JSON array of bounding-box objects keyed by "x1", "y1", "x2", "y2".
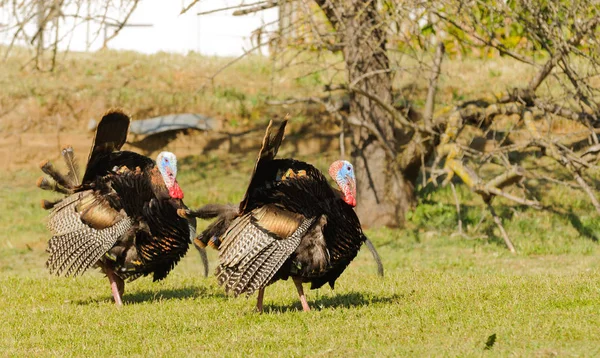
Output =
[
  {"x1": 2, "y1": 151, "x2": 600, "y2": 356},
  {"x1": 2, "y1": 49, "x2": 600, "y2": 356}
]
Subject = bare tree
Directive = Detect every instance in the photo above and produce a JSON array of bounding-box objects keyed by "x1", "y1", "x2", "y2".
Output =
[
  {"x1": 1, "y1": 0, "x2": 139, "y2": 70},
  {"x1": 183, "y1": 0, "x2": 600, "y2": 251}
]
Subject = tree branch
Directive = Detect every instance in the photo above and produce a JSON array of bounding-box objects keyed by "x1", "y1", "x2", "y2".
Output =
[{"x1": 423, "y1": 43, "x2": 445, "y2": 131}]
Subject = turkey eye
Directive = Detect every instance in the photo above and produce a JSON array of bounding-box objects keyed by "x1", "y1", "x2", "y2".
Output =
[{"x1": 347, "y1": 166, "x2": 351, "y2": 171}]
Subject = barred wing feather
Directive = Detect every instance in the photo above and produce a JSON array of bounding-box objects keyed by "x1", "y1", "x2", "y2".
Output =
[
  {"x1": 217, "y1": 209, "x2": 316, "y2": 296},
  {"x1": 46, "y1": 191, "x2": 134, "y2": 277}
]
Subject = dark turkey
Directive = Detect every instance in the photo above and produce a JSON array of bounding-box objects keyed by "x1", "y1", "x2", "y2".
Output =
[
  {"x1": 37, "y1": 110, "x2": 205, "y2": 305},
  {"x1": 183, "y1": 120, "x2": 383, "y2": 312}
]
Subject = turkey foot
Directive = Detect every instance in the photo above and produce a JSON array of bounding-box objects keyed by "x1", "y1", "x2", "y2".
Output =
[
  {"x1": 293, "y1": 277, "x2": 310, "y2": 312},
  {"x1": 256, "y1": 288, "x2": 265, "y2": 313},
  {"x1": 105, "y1": 266, "x2": 124, "y2": 306}
]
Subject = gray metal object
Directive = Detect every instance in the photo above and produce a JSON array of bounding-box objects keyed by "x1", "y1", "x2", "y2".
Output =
[
  {"x1": 88, "y1": 113, "x2": 219, "y2": 135},
  {"x1": 129, "y1": 114, "x2": 218, "y2": 135}
]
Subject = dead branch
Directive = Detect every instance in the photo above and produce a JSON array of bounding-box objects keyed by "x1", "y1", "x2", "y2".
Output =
[
  {"x1": 327, "y1": 84, "x2": 434, "y2": 135},
  {"x1": 423, "y1": 43, "x2": 445, "y2": 131},
  {"x1": 450, "y1": 182, "x2": 463, "y2": 234},
  {"x1": 524, "y1": 110, "x2": 600, "y2": 214},
  {"x1": 486, "y1": 166, "x2": 525, "y2": 191},
  {"x1": 233, "y1": 1, "x2": 277, "y2": 16},
  {"x1": 486, "y1": 202, "x2": 516, "y2": 254},
  {"x1": 102, "y1": 0, "x2": 140, "y2": 48}
]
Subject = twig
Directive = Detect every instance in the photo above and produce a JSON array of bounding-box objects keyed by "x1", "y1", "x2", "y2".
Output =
[
  {"x1": 450, "y1": 182, "x2": 462, "y2": 234},
  {"x1": 233, "y1": 1, "x2": 277, "y2": 16},
  {"x1": 346, "y1": 116, "x2": 396, "y2": 157},
  {"x1": 328, "y1": 84, "x2": 434, "y2": 134},
  {"x1": 486, "y1": 202, "x2": 516, "y2": 254},
  {"x1": 102, "y1": 0, "x2": 140, "y2": 48},
  {"x1": 180, "y1": 0, "x2": 201, "y2": 15},
  {"x1": 572, "y1": 170, "x2": 600, "y2": 215},
  {"x1": 483, "y1": 186, "x2": 542, "y2": 209},
  {"x1": 527, "y1": 16, "x2": 600, "y2": 93},
  {"x1": 423, "y1": 43, "x2": 445, "y2": 130}
]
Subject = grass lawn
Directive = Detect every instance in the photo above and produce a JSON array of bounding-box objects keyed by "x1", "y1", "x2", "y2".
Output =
[{"x1": 1, "y1": 153, "x2": 600, "y2": 357}]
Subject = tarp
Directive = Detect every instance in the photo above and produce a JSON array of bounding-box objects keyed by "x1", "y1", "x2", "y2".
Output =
[{"x1": 128, "y1": 114, "x2": 219, "y2": 135}]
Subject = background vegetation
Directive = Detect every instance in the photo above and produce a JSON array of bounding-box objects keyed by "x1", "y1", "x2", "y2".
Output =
[{"x1": 2, "y1": 0, "x2": 600, "y2": 355}]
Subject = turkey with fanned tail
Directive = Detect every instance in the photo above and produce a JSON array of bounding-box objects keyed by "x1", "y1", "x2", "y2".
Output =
[
  {"x1": 182, "y1": 119, "x2": 383, "y2": 312},
  {"x1": 37, "y1": 109, "x2": 206, "y2": 305}
]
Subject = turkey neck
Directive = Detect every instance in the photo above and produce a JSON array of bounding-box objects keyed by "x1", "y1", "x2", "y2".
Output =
[{"x1": 148, "y1": 166, "x2": 172, "y2": 200}]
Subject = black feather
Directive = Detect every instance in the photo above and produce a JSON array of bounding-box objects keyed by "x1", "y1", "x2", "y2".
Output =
[
  {"x1": 209, "y1": 119, "x2": 379, "y2": 309},
  {"x1": 40, "y1": 110, "x2": 194, "y2": 304}
]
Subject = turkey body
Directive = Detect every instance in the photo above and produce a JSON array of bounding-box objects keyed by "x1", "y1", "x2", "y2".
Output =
[
  {"x1": 187, "y1": 120, "x2": 378, "y2": 312},
  {"x1": 236, "y1": 158, "x2": 365, "y2": 291},
  {"x1": 39, "y1": 110, "x2": 195, "y2": 305}
]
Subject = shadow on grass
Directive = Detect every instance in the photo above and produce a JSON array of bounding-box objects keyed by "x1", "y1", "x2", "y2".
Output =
[
  {"x1": 564, "y1": 210, "x2": 599, "y2": 242},
  {"x1": 75, "y1": 285, "x2": 227, "y2": 305},
  {"x1": 262, "y1": 291, "x2": 411, "y2": 313}
]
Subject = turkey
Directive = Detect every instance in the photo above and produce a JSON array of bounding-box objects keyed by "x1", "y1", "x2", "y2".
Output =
[
  {"x1": 182, "y1": 119, "x2": 383, "y2": 312},
  {"x1": 37, "y1": 109, "x2": 206, "y2": 305}
]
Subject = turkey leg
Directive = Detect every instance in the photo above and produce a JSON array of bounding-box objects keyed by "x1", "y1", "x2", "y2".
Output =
[
  {"x1": 293, "y1": 277, "x2": 310, "y2": 312},
  {"x1": 105, "y1": 266, "x2": 124, "y2": 306},
  {"x1": 256, "y1": 287, "x2": 265, "y2": 313}
]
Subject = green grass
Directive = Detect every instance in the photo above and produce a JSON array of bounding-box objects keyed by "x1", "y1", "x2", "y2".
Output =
[{"x1": 2, "y1": 154, "x2": 600, "y2": 356}]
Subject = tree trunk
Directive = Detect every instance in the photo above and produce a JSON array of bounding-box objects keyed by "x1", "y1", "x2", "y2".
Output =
[{"x1": 319, "y1": 1, "x2": 415, "y2": 227}]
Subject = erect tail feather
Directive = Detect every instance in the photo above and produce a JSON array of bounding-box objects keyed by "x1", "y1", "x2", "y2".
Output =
[
  {"x1": 83, "y1": 110, "x2": 130, "y2": 183},
  {"x1": 61, "y1": 146, "x2": 80, "y2": 186},
  {"x1": 239, "y1": 119, "x2": 288, "y2": 212},
  {"x1": 39, "y1": 160, "x2": 73, "y2": 190},
  {"x1": 36, "y1": 177, "x2": 71, "y2": 195}
]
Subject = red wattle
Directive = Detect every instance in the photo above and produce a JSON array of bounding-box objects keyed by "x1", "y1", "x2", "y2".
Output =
[
  {"x1": 344, "y1": 194, "x2": 356, "y2": 207},
  {"x1": 169, "y1": 183, "x2": 184, "y2": 199}
]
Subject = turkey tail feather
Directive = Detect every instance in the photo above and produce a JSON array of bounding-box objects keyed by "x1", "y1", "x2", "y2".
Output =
[
  {"x1": 240, "y1": 119, "x2": 288, "y2": 212},
  {"x1": 61, "y1": 146, "x2": 80, "y2": 186},
  {"x1": 83, "y1": 110, "x2": 130, "y2": 182},
  {"x1": 364, "y1": 238, "x2": 384, "y2": 277},
  {"x1": 36, "y1": 177, "x2": 71, "y2": 195},
  {"x1": 39, "y1": 160, "x2": 72, "y2": 190}
]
